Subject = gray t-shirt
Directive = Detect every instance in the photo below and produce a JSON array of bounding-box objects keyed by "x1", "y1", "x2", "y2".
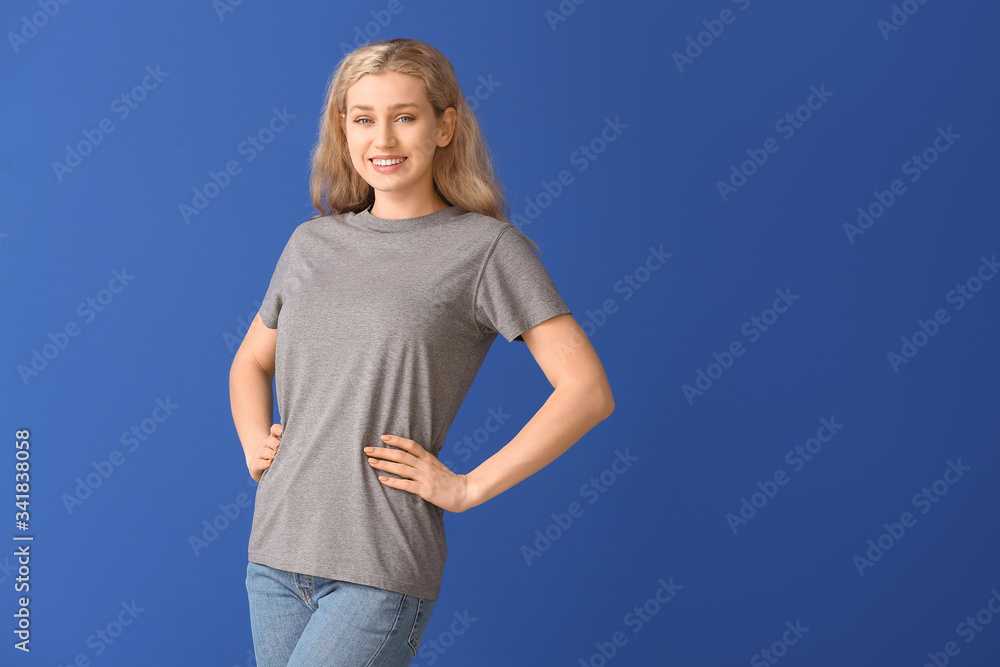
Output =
[{"x1": 247, "y1": 204, "x2": 572, "y2": 599}]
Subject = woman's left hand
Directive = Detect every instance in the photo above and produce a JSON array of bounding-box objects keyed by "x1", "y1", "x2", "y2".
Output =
[{"x1": 364, "y1": 435, "x2": 475, "y2": 513}]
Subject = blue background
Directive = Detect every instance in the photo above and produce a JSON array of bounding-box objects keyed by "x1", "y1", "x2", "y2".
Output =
[{"x1": 3, "y1": 0, "x2": 999, "y2": 665}]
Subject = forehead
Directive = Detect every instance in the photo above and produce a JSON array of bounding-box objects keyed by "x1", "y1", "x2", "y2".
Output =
[{"x1": 346, "y1": 71, "x2": 428, "y2": 109}]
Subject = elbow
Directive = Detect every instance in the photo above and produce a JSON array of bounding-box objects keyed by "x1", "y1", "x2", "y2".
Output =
[
  {"x1": 557, "y1": 374, "x2": 614, "y2": 421},
  {"x1": 600, "y1": 391, "x2": 615, "y2": 421},
  {"x1": 231, "y1": 348, "x2": 273, "y2": 381},
  {"x1": 584, "y1": 382, "x2": 614, "y2": 422},
  {"x1": 229, "y1": 353, "x2": 271, "y2": 397},
  {"x1": 228, "y1": 356, "x2": 242, "y2": 400},
  {"x1": 591, "y1": 369, "x2": 615, "y2": 421},
  {"x1": 229, "y1": 353, "x2": 245, "y2": 386}
]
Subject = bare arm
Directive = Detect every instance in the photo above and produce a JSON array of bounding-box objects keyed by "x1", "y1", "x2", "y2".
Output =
[
  {"x1": 464, "y1": 313, "x2": 615, "y2": 509},
  {"x1": 229, "y1": 312, "x2": 279, "y2": 479}
]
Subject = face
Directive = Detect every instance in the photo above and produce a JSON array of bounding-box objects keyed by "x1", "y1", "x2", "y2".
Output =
[{"x1": 341, "y1": 71, "x2": 455, "y2": 204}]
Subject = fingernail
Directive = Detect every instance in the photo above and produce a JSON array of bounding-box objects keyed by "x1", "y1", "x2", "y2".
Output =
[{"x1": 363, "y1": 447, "x2": 374, "y2": 453}]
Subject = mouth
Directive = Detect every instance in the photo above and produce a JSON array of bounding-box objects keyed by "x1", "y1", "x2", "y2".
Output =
[{"x1": 369, "y1": 156, "x2": 406, "y2": 173}]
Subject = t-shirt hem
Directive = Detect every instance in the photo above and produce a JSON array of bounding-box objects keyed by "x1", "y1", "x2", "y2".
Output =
[{"x1": 247, "y1": 550, "x2": 440, "y2": 601}]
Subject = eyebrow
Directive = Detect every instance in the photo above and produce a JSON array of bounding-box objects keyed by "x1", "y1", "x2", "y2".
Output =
[{"x1": 347, "y1": 102, "x2": 420, "y2": 113}]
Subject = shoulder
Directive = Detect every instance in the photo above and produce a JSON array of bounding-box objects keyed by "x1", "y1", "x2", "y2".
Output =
[
  {"x1": 295, "y1": 214, "x2": 337, "y2": 234},
  {"x1": 284, "y1": 214, "x2": 340, "y2": 246},
  {"x1": 450, "y1": 208, "x2": 524, "y2": 246}
]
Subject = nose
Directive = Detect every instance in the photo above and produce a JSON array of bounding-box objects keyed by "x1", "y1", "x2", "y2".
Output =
[{"x1": 375, "y1": 121, "x2": 396, "y2": 148}]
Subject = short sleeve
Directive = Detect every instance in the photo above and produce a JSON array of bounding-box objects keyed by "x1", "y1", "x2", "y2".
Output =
[
  {"x1": 474, "y1": 225, "x2": 572, "y2": 343},
  {"x1": 258, "y1": 231, "x2": 296, "y2": 329}
]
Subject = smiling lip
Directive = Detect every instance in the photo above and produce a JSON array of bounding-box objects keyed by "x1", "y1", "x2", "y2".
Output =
[
  {"x1": 370, "y1": 155, "x2": 405, "y2": 160},
  {"x1": 369, "y1": 156, "x2": 406, "y2": 173}
]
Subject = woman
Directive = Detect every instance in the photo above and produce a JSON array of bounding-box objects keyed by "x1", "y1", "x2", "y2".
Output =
[{"x1": 229, "y1": 37, "x2": 614, "y2": 666}]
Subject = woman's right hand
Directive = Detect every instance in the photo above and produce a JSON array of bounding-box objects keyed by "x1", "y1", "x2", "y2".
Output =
[{"x1": 248, "y1": 423, "x2": 282, "y2": 482}]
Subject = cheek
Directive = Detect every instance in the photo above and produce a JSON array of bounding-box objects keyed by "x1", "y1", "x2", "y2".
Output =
[
  {"x1": 415, "y1": 134, "x2": 437, "y2": 155},
  {"x1": 348, "y1": 140, "x2": 363, "y2": 162}
]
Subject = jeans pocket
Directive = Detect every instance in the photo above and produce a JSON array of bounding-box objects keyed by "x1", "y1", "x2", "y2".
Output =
[{"x1": 407, "y1": 597, "x2": 435, "y2": 656}]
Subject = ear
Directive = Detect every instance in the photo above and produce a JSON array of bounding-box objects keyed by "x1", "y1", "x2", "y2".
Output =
[{"x1": 437, "y1": 107, "x2": 457, "y2": 147}]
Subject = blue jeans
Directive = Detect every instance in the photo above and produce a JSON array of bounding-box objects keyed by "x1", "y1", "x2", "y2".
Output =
[{"x1": 245, "y1": 560, "x2": 436, "y2": 666}]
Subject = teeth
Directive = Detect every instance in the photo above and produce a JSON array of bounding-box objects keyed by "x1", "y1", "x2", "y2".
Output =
[{"x1": 372, "y1": 158, "x2": 404, "y2": 166}]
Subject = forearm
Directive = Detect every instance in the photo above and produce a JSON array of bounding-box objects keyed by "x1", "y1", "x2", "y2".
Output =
[
  {"x1": 229, "y1": 354, "x2": 275, "y2": 464},
  {"x1": 464, "y1": 384, "x2": 612, "y2": 509}
]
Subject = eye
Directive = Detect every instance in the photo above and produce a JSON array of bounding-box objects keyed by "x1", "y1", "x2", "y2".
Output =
[{"x1": 353, "y1": 115, "x2": 415, "y2": 125}]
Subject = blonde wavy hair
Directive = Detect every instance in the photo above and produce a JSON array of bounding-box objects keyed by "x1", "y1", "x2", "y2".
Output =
[{"x1": 306, "y1": 37, "x2": 540, "y2": 253}]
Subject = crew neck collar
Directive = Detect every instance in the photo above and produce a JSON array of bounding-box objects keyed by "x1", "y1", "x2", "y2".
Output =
[{"x1": 354, "y1": 204, "x2": 462, "y2": 232}]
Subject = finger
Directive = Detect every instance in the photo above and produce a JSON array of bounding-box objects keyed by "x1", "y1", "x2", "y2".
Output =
[
  {"x1": 364, "y1": 447, "x2": 398, "y2": 460},
  {"x1": 364, "y1": 446, "x2": 413, "y2": 464},
  {"x1": 377, "y1": 475, "x2": 417, "y2": 494},
  {"x1": 380, "y1": 434, "x2": 424, "y2": 456},
  {"x1": 368, "y1": 457, "x2": 415, "y2": 478}
]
